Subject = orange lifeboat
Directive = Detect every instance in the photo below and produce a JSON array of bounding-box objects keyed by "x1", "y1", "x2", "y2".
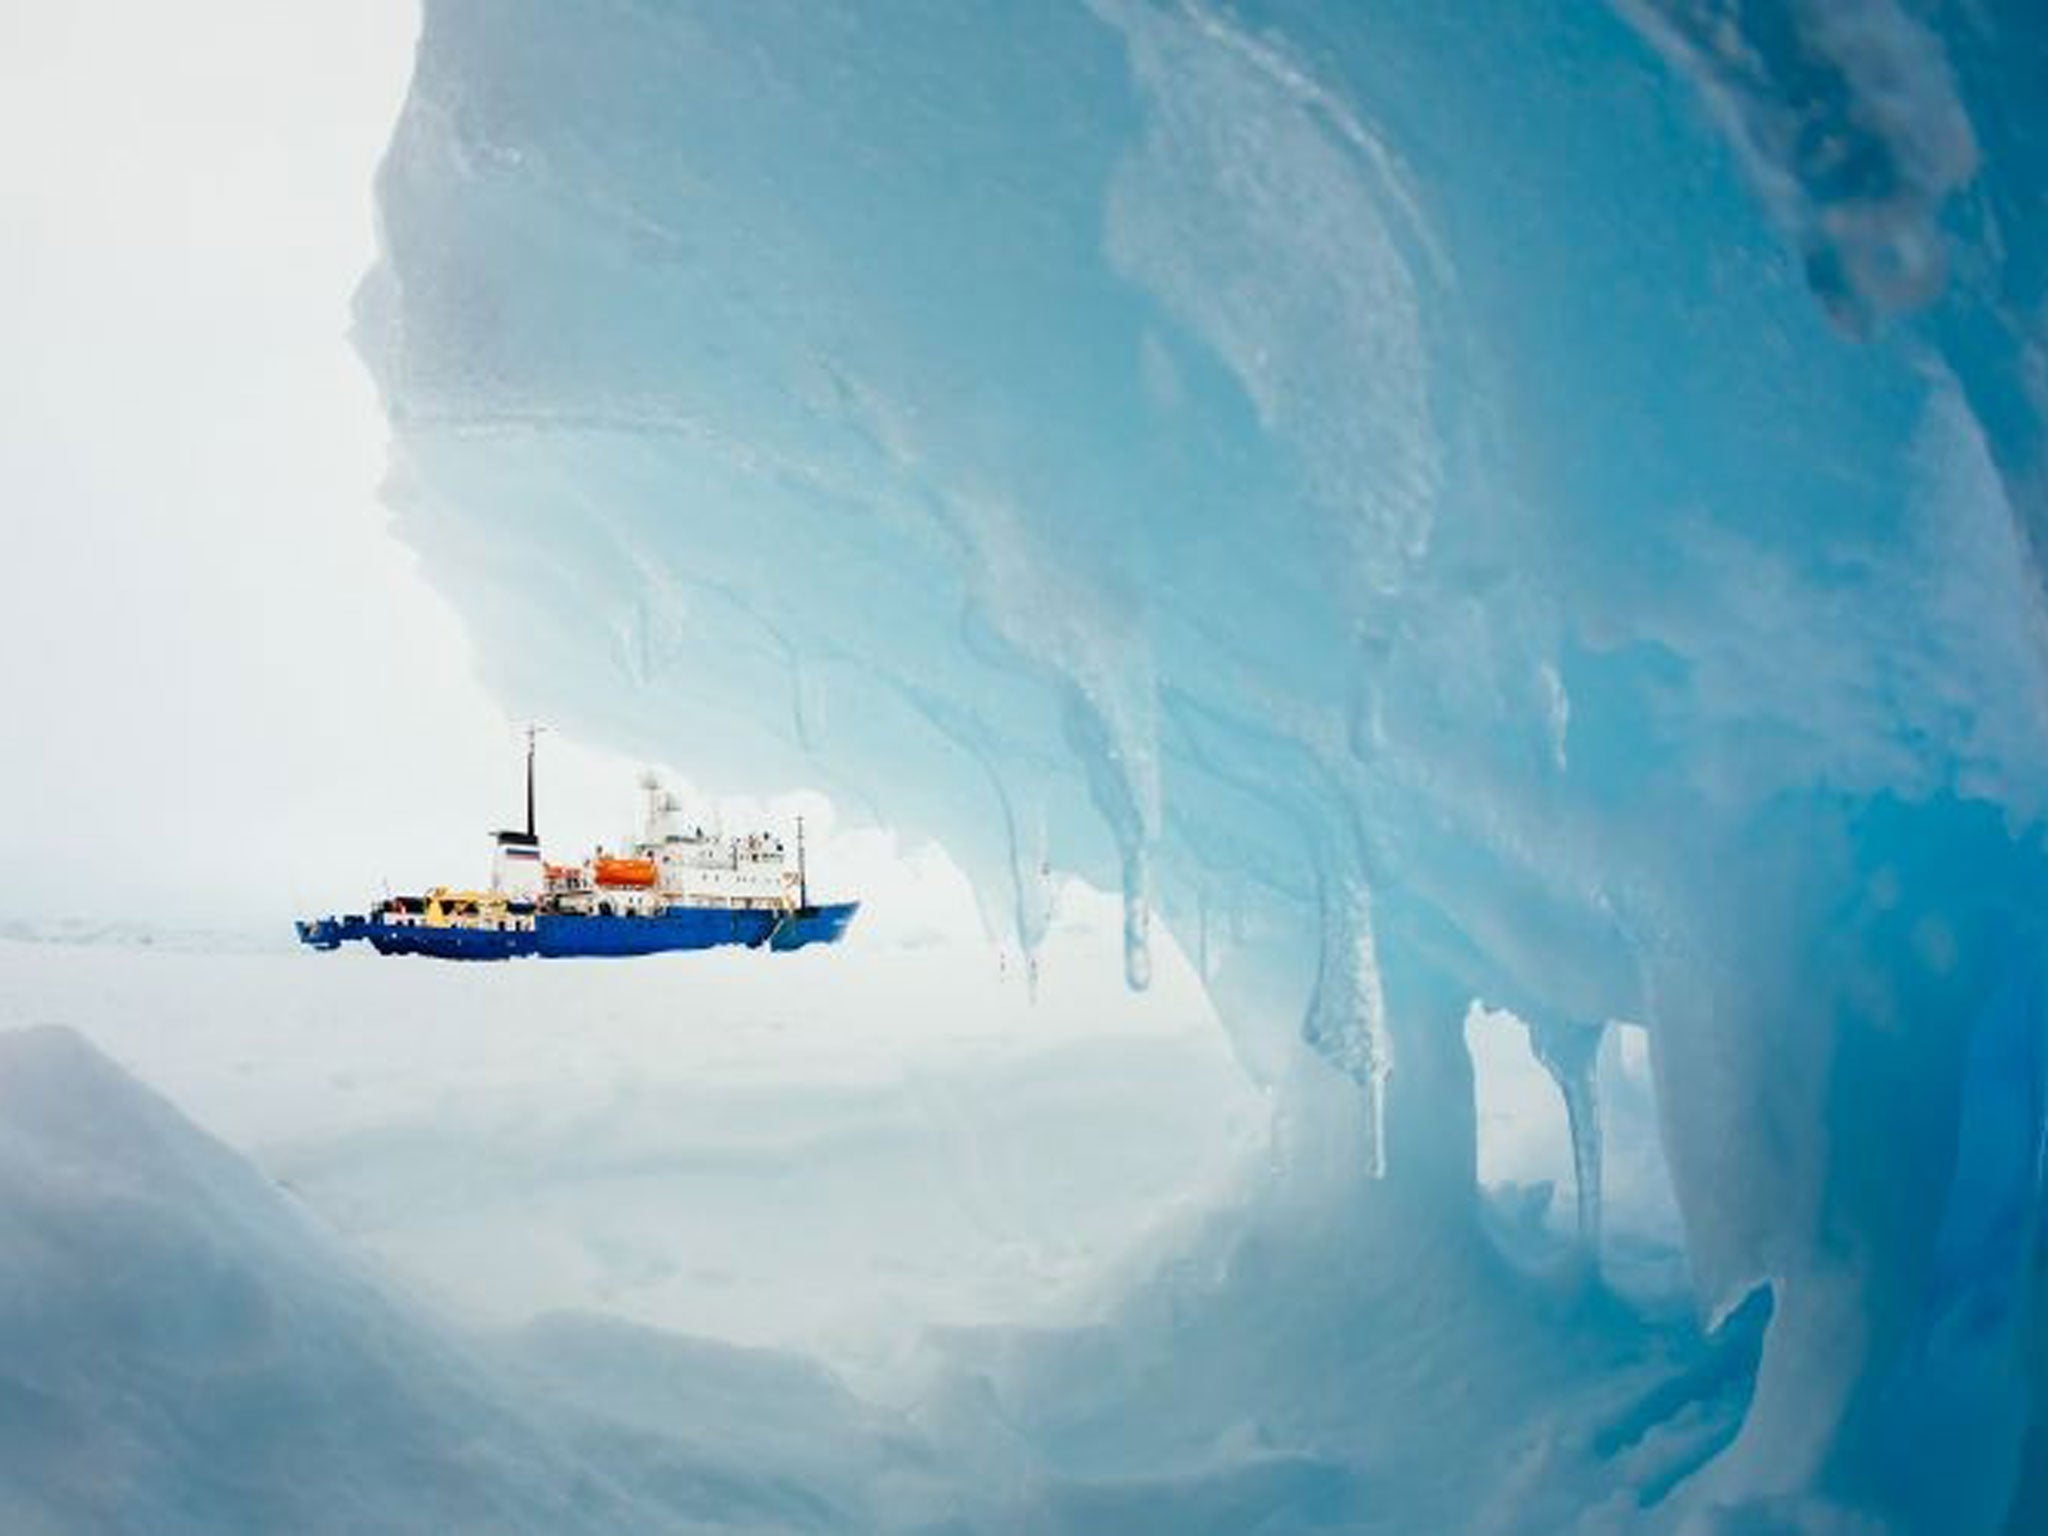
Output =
[{"x1": 593, "y1": 856, "x2": 658, "y2": 889}]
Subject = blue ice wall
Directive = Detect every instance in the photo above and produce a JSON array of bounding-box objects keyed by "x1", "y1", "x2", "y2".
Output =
[{"x1": 359, "y1": 1, "x2": 2048, "y2": 1526}]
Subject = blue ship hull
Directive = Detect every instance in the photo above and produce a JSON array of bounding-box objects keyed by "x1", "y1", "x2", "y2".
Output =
[{"x1": 296, "y1": 902, "x2": 858, "y2": 960}]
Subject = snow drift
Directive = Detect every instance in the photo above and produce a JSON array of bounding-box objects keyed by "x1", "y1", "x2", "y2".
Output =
[
  {"x1": 354, "y1": 0, "x2": 2048, "y2": 1527},
  {"x1": 0, "y1": 1025, "x2": 975, "y2": 1535}
]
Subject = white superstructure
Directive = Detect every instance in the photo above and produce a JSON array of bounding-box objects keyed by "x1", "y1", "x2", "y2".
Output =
[
  {"x1": 641, "y1": 777, "x2": 799, "y2": 908},
  {"x1": 490, "y1": 831, "x2": 545, "y2": 900},
  {"x1": 529, "y1": 774, "x2": 807, "y2": 914}
]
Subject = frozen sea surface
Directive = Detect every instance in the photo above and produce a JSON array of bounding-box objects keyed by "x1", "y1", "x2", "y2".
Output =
[
  {"x1": 0, "y1": 928, "x2": 1746, "y2": 1533},
  {"x1": 0, "y1": 914, "x2": 1260, "y2": 1382}
]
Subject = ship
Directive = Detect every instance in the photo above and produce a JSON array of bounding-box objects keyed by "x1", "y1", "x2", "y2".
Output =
[{"x1": 295, "y1": 732, "x2": 858, "y2": 960}]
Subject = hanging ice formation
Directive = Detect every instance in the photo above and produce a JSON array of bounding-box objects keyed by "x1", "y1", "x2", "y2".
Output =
[{"x1": 358, "y1": 0, "x2": 2048, "y2": 1526}]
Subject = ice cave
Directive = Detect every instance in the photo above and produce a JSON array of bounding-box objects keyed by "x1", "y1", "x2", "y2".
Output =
[{"x1": 3, "y1": 1, "x2": 2045, "y2": 1532}]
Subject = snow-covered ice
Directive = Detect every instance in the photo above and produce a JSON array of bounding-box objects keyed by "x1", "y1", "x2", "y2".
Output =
[
  {"x1": 0, "y1": 893, "x2": 1261, "y2": 1383},
  {"x1": 0, "y1": 1022, "x2": 996, "y2": 1534}
]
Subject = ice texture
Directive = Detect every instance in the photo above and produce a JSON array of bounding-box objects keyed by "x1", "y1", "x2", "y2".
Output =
[{"x1": 356, "y1": 0, "x2": 2048, "y2": 1526}]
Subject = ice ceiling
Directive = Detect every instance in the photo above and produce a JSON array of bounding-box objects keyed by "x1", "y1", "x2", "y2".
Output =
[{"x1": 356, "y1": 1, "x2": 2048, "y2": 1527}]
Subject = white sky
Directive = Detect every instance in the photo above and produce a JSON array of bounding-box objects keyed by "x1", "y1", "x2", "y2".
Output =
[
  {"x1": 1, "y1": 0, "x2": 451, "y2": 925},
  {"x1": 0, "y1": 1, "x2": 962, "y2": 942}
]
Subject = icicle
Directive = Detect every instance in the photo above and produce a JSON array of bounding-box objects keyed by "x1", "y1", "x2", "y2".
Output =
[
  {"x1": 1528, "y1": 1016, "x2": 1607, "y2": 1260},
  {"x1": 1011, "y1": 798, "x2": 1054, "y2": 1002},
  {"x1": 1056, "y1": 685, "x2": 1157, "y2": 994},
  {"x1": 1303, "y1": 875, "x2": 1391, "y2": 1178},
  {"x1": 1122, "y1": 845, "x2": 1152, "y2": 992}
]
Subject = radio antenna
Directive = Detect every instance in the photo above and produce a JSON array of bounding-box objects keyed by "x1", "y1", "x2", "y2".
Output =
[{"x1": 522, "y1": 724, "x2": 547, "y2": 839}]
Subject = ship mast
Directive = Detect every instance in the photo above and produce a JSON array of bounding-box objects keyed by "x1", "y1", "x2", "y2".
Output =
[
  {"x1": 488, "y1": 725, "x2": 546, "y2": 898},
  {"x1": 525, "y1": 724, "x2": 540, "y2": 840}
]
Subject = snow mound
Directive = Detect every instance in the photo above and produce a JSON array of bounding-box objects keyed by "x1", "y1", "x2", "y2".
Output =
[{"x1": 0, "y1": 1025, "x2": 977, "y2": 1535}]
